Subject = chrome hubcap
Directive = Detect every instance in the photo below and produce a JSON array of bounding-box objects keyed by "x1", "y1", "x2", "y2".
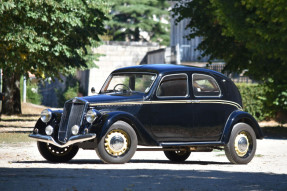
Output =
[
  {"x1": 104, "y1": 129, "x2": 129, "y2": 156},
  {"x1": 110, "y1": 135, "x2": 125, "y2": 151},
  {"x1": 234, "y1": 132, "x2": 250, "y2": 157}
]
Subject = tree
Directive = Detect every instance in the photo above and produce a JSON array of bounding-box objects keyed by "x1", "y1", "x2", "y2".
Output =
[
  {"x1": 0, "y1": 0, "x2": 107, "y2": 115},
  {"x1": 107, "y1": 0, "x2": 170, "y2": 45},
  {"x1": 172, "y1": 0, "x2": 287, "y2": 115}
]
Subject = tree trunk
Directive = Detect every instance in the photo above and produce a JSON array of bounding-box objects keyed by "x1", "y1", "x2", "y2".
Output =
[
  {"x1": 134, "y1": 27, "x2": 140, "y2": 41},
  {"x1": 2, "y1": 68, "x2": 22, "y2": 115}
]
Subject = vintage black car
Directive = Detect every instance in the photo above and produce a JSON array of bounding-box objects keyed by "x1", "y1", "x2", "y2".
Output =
[{"x1": 30, "y1": 64, "x2": 263, "y2": 164}]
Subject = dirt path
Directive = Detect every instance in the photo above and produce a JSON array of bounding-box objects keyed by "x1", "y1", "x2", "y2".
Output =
[{"x1": 0, "y1": 139, "x2": 286, "y2": 191}]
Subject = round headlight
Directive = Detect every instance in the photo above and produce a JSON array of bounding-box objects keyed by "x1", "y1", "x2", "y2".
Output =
[
  {"x1": 86, "y1": 109, "x2": 97, "y2": 123},
  {"x1": 71, "y1": 125, "x2": 80, "y2": 135},
  {"x1": 45, "y1": 125, "x2": 54, "y2": 136},
  {"x1": 41, "y1": 109, "x2": 52, "y2": 123}
]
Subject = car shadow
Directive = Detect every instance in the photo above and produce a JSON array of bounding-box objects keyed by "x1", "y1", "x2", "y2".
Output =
[
  {"x1": 0, "y1": 167, "x2": 286, "y2": 191},
  {"x1": 13, "y1": 158, "x2": 231, "y2": 165}
]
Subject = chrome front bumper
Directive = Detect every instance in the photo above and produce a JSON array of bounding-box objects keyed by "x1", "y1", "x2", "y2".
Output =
[{"x1": 29, "y1": 134, "x2": 97, "y2": 148}]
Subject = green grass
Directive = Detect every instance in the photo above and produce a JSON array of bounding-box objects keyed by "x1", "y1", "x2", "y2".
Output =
[
  {"x1": 216, "y1": 153, "x2": 226, "y2": 157},
  {"x1": 255, "y1": 154, "x2": 264, "y2": 157},
  {"x1": 0, "y1": 133, "x2": 33, "y2": 145}
]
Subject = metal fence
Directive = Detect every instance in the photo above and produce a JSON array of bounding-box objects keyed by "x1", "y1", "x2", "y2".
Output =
[{"x1": 207, "y1": 63, "x2": 255, "y2": 84}]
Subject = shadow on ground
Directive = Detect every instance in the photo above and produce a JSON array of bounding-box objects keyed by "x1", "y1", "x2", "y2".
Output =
[
  {"x1": 15, "y1": 159, "x2": 230, "y2": 165},
  {"x1": 0, "y1": 167, "x2": 286, "y2": 191},
  {"x1": 262, "y1": 127, "x2": 287, "y2": 139}
]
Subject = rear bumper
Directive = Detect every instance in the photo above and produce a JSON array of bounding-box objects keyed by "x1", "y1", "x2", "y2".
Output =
[{"x1": 29, "y1": 133, "x2": 96, "y2": 148}]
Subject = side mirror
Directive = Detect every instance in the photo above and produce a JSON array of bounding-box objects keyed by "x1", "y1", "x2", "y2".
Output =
[{"x1": 91, "y1": 87, "x2": 96, "y2": 94}]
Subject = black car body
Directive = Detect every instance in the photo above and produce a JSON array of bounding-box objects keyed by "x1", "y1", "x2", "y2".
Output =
[{"x1": 30, "y1": 64, "x2": 263, "y2": 164}]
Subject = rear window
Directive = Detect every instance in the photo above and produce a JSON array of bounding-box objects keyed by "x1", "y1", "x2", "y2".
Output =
[{"x1": 192, "y1": 74, "x2": 221, "y2": 97}]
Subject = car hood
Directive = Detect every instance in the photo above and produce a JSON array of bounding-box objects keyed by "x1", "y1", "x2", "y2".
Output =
[{"x1": 80, "y1": 93, "x2": 145, "y2": 104}]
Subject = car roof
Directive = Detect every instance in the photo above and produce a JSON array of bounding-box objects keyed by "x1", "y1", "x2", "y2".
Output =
[{"x1": 112, "y1": 64, "x2": 225, "y2": 77}]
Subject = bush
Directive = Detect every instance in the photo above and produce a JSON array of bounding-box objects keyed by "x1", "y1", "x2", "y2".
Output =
[
  {"x1": 20, "y1": 77, "x2": 42, "y2": 105},
  {"x1": 236, "y1": 83, "x2": 266, "y2": 121},
  {"x1": 56, "y1": 75, "x2": 83, "y2": 107}
]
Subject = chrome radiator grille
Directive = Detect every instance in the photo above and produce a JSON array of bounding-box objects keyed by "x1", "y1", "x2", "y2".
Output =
[{"x1": 58, "y1": 100, "x2": 86, "y2": 143}]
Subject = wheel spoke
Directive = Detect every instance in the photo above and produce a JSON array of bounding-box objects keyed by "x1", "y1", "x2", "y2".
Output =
[{"x1": 46, "y1": 143, "x2": 72, "y2": 156}]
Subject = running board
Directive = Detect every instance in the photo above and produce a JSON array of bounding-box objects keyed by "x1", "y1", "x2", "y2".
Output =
[
  {"x1": 160, "y1": 141, "x2": 224, "y2": 147},
  {"x1": 137, "y1": 147, "x2": 186, "y2": 151}
]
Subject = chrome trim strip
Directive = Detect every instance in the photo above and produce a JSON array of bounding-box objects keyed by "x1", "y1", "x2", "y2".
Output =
[
  {"x1": 90, "y1": 101, "x2": 144, "y2": 106},
  {"x1": 29, "y1": 134, "x2": 96, "y2": 148},
  {"x1": 90, "y1": 100, "x2": 242, "y2": 110}
]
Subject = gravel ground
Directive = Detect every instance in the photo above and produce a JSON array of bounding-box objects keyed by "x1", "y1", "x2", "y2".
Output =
[{"x1": 0, "y1": 139, "x2": 287, "y2": 191}]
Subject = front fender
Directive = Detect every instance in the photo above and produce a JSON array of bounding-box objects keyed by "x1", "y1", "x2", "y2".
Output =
[
  {"x1": 221, "y1": 110, "x2": 264, "y2": 144},
  {"x1": 94, "y1": 111, "x2": 158, "y2": 146},
  {"x1": 33, "y1": 110, "x2": 63, "y2": 139}
]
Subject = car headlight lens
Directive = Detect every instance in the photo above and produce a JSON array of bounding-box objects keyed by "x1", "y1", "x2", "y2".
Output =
[
  {"x1": 86, "y1": 109, "x2": 98, "y2": 123},
  {"x1": 45, "y1": 125, "x2": 54, "y2": 135},
  {"x1": 41, "y1": 109, "x2": 52, "y2": 123},
  {"x1": 71, "y1": 125, "x2": 80, "y2": 135}
]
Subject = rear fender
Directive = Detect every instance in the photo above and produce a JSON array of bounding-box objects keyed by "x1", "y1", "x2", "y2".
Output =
[{"x1": 221, "y1": 110, "x2": 263, "y2": 144}]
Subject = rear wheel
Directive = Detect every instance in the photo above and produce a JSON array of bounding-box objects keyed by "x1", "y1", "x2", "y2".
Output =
[
  {"x1": 164, "y1": 150, "x2": 191, "y2": 162},
  {"x1": 224, "y1": 123, "x2": 257, "y2": 164},
  {"x1": 96, "y1": 121, "x2": 138, "y2": 164},
  {"x1": 37, "y1": 142, "x2": 79, "y2": 163}
]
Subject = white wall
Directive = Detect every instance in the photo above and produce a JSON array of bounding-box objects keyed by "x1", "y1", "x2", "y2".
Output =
[{"x1": 86, "y1": 41, "x2": 160, "y2": 95}]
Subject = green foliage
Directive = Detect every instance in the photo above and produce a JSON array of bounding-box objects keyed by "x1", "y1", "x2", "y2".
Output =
[
  {"x1": 263, "y1": 79, "x2": 287, "y2": 116},
  {"x1": 172, "y1": 0, "x2": 287, "y2": 114},
  {"x1": 56, "y1": 75, "x2": 83, "y2": 107},
  {"x1": 26, "y1": 81, "x2": 42, "y2": 105},
  {"x1": 107, "y1": 0, "x2": 170, "y2": 45},
  {"x1": 236, "y1": 83, "x2": 266, "y2": 121},
  {"x1": 0, "y1": 0, "x2": 107, "y2": 114},
  {"x1": 20, "y1": 77, "x2": 42, "y2": 105},
  {"x1": 63, "y1": 84, "x2": 79, "y2": 102},
  {"x1": 0, "y1": 0, "x2": 108, "y2": 79}
]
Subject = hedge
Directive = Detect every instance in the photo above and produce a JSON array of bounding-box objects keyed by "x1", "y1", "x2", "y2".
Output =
[{"x1": 236, "y1": 83, "x2": 266, "y2": 121}]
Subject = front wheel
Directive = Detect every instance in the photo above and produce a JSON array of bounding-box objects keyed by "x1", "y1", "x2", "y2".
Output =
[
  {"x1": 224, "y1": 123, "x2": 257, "y2": 164},
  {"x1": 164, "y1": 150, "x2": 191, "y2": 162},
  {"x1": 96, "y1": 121, "x2": 138, "y2": 164},
  {"x1": 37, "y1": 142, "x2": 79, "y2": 163}
]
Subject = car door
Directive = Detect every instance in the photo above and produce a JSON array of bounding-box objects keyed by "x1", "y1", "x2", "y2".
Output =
[
  {"x1": 189, "y1": 73, "x2": 235, "y2": 141},
  {"x1": 149, "y1": 73, "x2": 193, "y2": 141}
]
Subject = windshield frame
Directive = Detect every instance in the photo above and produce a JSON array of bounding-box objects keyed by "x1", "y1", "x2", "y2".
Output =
[{"x1": 99, "y1": 72, "x2": 158, "y2": 95}]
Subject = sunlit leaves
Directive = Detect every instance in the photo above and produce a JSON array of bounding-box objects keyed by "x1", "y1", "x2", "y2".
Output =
[
  {"x1": 107, "y1": 0, "x2": 170, "y2": 45},
  {"x1": 172, "y1": 0, "x2": 287, "y2": 114},
  {"x1": 0, "y1": 0, "x2": 108, "y2": 79}
]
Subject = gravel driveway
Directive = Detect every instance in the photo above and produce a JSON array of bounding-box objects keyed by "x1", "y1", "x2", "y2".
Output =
[{"x1": 0, "y1": 139, "x2": 286, "y2": 191}]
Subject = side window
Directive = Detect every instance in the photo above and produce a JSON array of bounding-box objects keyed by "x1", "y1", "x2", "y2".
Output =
[
  {"x1": 156, "y1": 74, "x2": 188, "y2": 97},
  {"x1": 192, "y1": 74, "x2": 221, "y2": 97}
]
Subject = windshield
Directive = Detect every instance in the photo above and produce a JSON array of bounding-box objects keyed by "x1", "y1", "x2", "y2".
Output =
[{"x1": 100, "y1": 73, "x2": 157, "y2": 94}]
